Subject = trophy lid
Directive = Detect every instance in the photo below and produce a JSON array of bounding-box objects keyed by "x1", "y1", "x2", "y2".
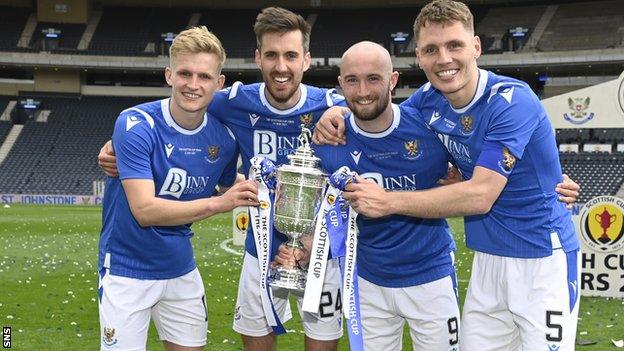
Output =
[{"x1": 286, "y1": 125, "x2": 321, "y2": 170}]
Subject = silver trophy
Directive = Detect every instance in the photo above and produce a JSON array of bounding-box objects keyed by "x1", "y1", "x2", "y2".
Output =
[{"x1": 269, "y1": 126, "x2": 327, "y2": 292}]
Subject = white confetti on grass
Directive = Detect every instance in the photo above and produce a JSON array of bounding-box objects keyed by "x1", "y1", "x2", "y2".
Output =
[{"x1": 613, "y1": 339, "x2": 624, "y2": 348}]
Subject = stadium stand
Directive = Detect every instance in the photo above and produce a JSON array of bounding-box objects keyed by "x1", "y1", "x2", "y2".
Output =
[
  {"x1": 0, "y1": 6, "x2": 30, "y2": 51},
  {"x1": 0, "y1": 1, "x2": 622, "y2": 199},
  {"x1": 476, "y1": 4, "x2": 545, "y2": 52},
  {"x1": 0, "y1": 95, "x2": 144, "y2": 195},
  {"x1": 30, "y1": 22, "x2": 86, "y2": 52},
  {"x1": 309, "y1": 8, "x2": 417, "y2": 58},
  {"x1": 0, "y1": 121, "x2": 12, "y2": 144},
  {"x1": 556, "y1": 128, "x2": 624, "y2": 145},
  {"x1": 198, "y1": 9, "x2": 259, "y2": 58},
  {"x1": 560, "y1": 152, "x2": 624, "y2": 203},
  {"x1": 86, "y1": 7, "x2": 191, "y2": 56},
  {"x1": 537, "y1": 0, "x2": 624, "y2": 51},
  {"x1": 556, "y1": 127, "x2": 624, "y2": 202}
]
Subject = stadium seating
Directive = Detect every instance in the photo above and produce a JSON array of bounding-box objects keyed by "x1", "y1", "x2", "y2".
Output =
[
  {"x1": 86, "y1": 7, "x2": 192, "y2": 56},
  {"x1": 30, "y1": 22, "x2": 86, "y2": 52},
  {"x1": 556, "y1": 128, "x2": 624, "y2": 145},
  {"x1": 198, "y1": 9, "x2": 259, "y2": 59},
  {"x1": 309, "y1": 8, "x2": 417, "y2": 58},
  {"x1": 0, "y1": 95, "x2": 144, "y2": 195},
  {"x1": 476, "y1": 4, "x2": 545, "y2": 52},
  {"x1": 560, "y1": 152, "x2": 624, "y2": 203},
  {"x1": 0, "y1": 121, "x2": 12, "y2": 143},
  {"x1": 537, "y1": 0, "x2": 624, "y2": 51},
  {"x1": 0, "y1": 6, "x2": 30, "y2": 51}
]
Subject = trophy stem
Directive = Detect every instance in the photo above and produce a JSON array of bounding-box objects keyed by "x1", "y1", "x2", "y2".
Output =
[{"x1": 269, "y1": 235, "x2": 307, "y2": 293}]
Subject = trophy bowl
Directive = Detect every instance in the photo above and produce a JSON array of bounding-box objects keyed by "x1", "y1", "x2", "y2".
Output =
[{"x1": 269, "y1": 127, "x2": 326, "y2": 292}]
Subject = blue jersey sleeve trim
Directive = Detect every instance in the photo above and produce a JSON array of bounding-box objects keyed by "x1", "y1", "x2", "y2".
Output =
[
  {"x1": 475, "y1": 140, "x2": 516, "y2": 178},
  {"x1": 114, "y1": 112, "x2": 154, "y2": 180}
]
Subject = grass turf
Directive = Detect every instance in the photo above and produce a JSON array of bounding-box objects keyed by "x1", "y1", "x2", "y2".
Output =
[{"x1": 0, "y1": 204, "x2": 622, "y2": 350}]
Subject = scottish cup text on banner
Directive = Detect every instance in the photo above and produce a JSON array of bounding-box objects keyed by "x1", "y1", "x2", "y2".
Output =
[{"x1": 248, "y1": 157, "x2": 285, "y2": 334}]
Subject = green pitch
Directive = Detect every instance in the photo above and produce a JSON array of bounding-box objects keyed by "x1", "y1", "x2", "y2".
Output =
[{"x1": 0, "y1": 204, "x2": 622, "y2": 350}]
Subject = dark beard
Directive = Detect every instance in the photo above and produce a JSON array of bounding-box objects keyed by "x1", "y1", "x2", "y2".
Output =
[{"x1": 347, "y1": 89, "x2": 390, "y2": 121}]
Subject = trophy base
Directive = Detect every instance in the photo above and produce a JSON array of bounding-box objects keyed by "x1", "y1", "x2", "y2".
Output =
[{"x1": 269, "y1": 266, "x2": 306, "y2": 293}]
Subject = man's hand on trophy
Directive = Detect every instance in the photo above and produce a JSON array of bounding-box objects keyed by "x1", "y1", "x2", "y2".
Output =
[
  {"x1": 98, "y1": 140, "x2": 118, "y2": 177},
  {"x1": 437, "y1": 164, "x2": 462, "y2": 186},
  {"x1": 272, "y1": 243, "x2": 310, "y2": 270},
  {"x1": 343, "y1": 175, "x2": 391, "y2": 218},
  {"x1": 217, "y1": 180, "x2": 259, "y2": 213},
  {"x1": 556, "y1": 174, "x2": 581, "y2": 209},
  {"x1": 311, "y1": 106, "x2": 349, "y2": 146}
]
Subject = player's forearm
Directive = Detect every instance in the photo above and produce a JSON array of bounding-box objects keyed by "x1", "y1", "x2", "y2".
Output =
[
  {"x1": 387, "y1": 179, "x2": 495, "y2": 218},
  {"x1": 131, "y1": 196, "x2": 228, "y2": 227}
]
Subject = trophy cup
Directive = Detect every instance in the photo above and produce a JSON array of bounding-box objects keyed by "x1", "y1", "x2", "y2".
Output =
[{"x1": 269, "y1": 126, "x2": 327, "y2": 292}]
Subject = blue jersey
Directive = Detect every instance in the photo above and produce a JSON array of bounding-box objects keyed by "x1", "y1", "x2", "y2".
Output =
[
  {"x1": 208, "y1": 82, "x2": 345, "y2": 258},
  {"x1": 314, "y1": 104, "x2": 456, "y2": 287},
  {"x1": 99, "y1": 98, "x2": 238, "y2": 279},
  {"x1": 402, "y1": 69, "x2": 578, "y2": 258}
]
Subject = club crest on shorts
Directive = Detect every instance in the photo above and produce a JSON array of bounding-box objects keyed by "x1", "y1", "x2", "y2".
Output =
[
  {"x1": 403, "y1": 139, "x2": 422, "y2": 160},
  {"x1": 498, "y1": 147, "x2": 516, "y2": 174},
  {"x1": 459, "y1": 115, "x2": 474, "y2": 135},
  {"x1": 102, "y1": 327, "x2": 117, "y2": 346},
  {"x1": 206, "y1": 145, "x2": 220, "y2": 163},
  {"x1": 578, "y1": 196, "x2": 624, "y2": 252}
]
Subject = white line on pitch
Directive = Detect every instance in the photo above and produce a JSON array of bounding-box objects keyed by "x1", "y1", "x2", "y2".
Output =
[{"x1": 220, "y1": 238, "x2": 244, "y2": 256}]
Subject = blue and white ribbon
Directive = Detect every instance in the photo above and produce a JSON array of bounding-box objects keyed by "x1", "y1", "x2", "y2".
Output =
[
  {"x1": 248, "y1": 156, "x2": 285, "y2": 335},
  {"x1": 330, "y1": 167, "x2": 364, "y2": 351},
  {"x1": 302, "y1": 181, "x2": 340, "y2": 312}
]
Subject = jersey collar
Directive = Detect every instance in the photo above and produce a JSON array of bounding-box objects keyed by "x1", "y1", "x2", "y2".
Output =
[
  {"x1": 450, "y1": 68, "x2": 489, "y2": 114},
  {"x1": 348, "y1": 103, "x2": 401, "y2": 139},
  {"x1": 161, "y1": 98, "x2": 207, "y2": 135}
]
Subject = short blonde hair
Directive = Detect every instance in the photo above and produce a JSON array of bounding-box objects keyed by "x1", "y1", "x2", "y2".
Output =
[
  {"x1": 169, "y1": 26, "x2": 226, "y2": 70},
  {"x1": 413, "y1": 0, "x2": 474, "y2": 45}
]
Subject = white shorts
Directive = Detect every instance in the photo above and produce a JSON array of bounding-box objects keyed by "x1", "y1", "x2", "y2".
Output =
[
  {"x1": 98, "y1": 268, "x2": 208, "y2": 350},
  {"x1": 233, "y1": 252, "x2": 343, "y2": 341},
  {"x1": 358, "y1": 275, "x2": 460, "y2": 351},
  {"x1": 460, "y1": 249, "x2": 580, "y2": 351}
]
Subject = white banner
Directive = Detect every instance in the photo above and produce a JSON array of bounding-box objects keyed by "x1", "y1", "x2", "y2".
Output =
[{"x1": 0, "y1": 193, "x2": 103, "y2": 205}]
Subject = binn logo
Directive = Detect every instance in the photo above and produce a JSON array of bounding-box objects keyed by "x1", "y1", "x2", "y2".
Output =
[
  {"x1": 159, "y1": 168, "x2": 188, "y2": 199},
  {"x1": 253, "y1": 130, "x2": 277, "y2": 161}
]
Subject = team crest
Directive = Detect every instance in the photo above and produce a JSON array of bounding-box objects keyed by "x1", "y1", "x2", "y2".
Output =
[
  {"x1": 206, "y1": 145, "x2": 220, "y2": 163},
  {"x1": 102, "y1": 327, "x2": 117, "y2": 346},
  {"x1": 259, "y1": 200, "x2": 270, "y2": 209},
  {"x1": 299, "y1": 113, "x2": 313, "y2": 128},
  {"x1": 235, "y1": 211, "x2": 249, "y2": 231},
  {"x1": 403, "y1": 139, "x2": 422, "y2": 160},
  {"x1": 460, "y1": 115, "x2": 474, "y2": 135},
  {"x1": 563, "y1": 97, "x2": 594, "y2": 125},
  {"x1": 498, "y1": 147, "x2": 516, "y2": 174},
  {"x1": 578, "y1": 196, "x2": 624, "y2": 253}
]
